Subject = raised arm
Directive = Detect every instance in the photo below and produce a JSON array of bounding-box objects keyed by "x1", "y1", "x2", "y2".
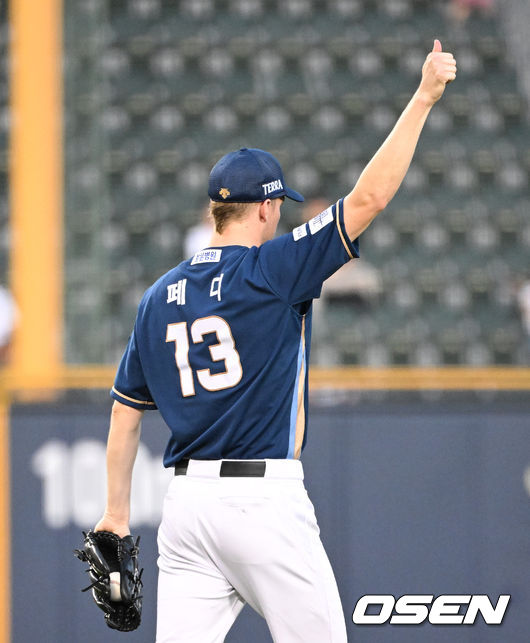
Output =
[
  {"x1": 94, "y1": 400, "x2": 143, "y2": 537},
  {"x1": 343, "y1": 39, "x2": 457, "y2": 239}
]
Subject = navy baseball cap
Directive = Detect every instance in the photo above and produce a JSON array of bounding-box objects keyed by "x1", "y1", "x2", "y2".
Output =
[{"x1": 208, "y1": 148, "x2": 304, "y2": 203}]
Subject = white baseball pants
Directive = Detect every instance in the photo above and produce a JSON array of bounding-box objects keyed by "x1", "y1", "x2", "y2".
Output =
[{"x1": 156, "y1": 459, "x2": 347, "y2": 642}]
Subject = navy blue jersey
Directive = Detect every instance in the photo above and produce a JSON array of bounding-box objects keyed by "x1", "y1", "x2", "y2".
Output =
[{"x1": 111, "y1": 198, "x2": 359, "y2": 466}]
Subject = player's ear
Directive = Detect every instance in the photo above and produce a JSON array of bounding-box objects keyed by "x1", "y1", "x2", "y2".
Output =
[{"x1": 258, "y1": 199, "x2": 272, "y2": 223}]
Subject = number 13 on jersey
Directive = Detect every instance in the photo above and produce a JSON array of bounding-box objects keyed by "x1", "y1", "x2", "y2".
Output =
[{"x1": 166, "y1": 315, "x2": 243, "y2": 397}]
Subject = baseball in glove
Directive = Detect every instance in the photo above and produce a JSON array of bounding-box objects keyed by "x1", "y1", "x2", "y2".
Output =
[{"x1": 74, "y1": 530, "x2": 143, "y2": 632}]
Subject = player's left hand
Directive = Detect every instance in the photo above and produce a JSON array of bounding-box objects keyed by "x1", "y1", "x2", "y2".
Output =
[
  {"x1": 418, "y1": 39, "x2": 457, "y2": 105},
  {"x1": 94, "y1": 512, "x2": 131, "y2": 538}
]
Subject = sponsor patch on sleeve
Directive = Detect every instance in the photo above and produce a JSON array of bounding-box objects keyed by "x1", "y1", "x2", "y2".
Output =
[
  {"x1": 191, "y1": 249, "x2": 222, "y2": 265},
  {"x1": 308, "y1": 207, "x2": 333, "y2": 235},
  {"x1": 292, "y1": 223, "x2": 308, "y2": 241}
]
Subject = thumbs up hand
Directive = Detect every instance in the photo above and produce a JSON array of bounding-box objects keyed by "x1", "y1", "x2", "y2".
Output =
[
  {"x1": 419, "y1": 39, "x2": 457, "y2": 105},
  {"x1": 432, "y1": 39, "x2": 443, "y2": 53}
]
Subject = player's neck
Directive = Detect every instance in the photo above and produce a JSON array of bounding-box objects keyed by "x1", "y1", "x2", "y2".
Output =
[{"x1": 209, "y1": 221, "x2": 266, "y2": 249}]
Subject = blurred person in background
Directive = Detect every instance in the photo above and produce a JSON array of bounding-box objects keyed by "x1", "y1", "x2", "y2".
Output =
[
  {"x1": 448, "y1": 0, "x2": 496, "y2": 23},
  {"x1": 0, "y1": 284, "x2": 16, "y2": 365},
  {"x1": 183, "y1": 204, "x2": 215, "y2": 258},
  {"x1": 303, "y1": 198, "x2": 382, "y2": 364},
  {"x1": 302, "y1": 198, "x2": 381, "y2": 308}
]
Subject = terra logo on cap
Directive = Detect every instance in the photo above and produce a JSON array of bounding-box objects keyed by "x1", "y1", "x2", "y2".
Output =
[{"x1": 208, "y1": 148, "x2": 304, "y2": 203}]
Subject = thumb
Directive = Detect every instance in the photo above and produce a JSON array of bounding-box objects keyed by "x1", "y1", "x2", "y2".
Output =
[{"x1": 432, "y1": 39, "x2": 442, "y2": 53}]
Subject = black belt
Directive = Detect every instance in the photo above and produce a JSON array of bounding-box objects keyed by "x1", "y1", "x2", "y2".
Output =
[{"x1": 174, "y1": 460, "x2": 267, "y2": 477}]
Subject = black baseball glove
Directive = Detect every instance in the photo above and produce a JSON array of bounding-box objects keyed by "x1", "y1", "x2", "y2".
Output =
[{"x1": 74, "y1": 530, "x2": 143, "y2": 632}]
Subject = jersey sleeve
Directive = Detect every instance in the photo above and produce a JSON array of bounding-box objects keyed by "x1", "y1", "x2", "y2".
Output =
[
  {"x1": 257, "y1": 198, "x2": 360, "y2": 304},
  {"x1": 110, "y1": 326, "x2": 157, "y2": 411}
]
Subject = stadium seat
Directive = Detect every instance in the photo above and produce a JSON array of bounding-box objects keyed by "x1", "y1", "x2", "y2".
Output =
[
  {"x1": 413, "y1": 342, "x2": 442, "y2": 366},
  {"x1": 464, "y1": 342, "x2": 493, "y2": 366},
  {"x1": 364, "y1": 342, "x2": 391, "y2": 367},
  {"x1": 329, "y1": 0, "x2": 364, "y2": 19},
  {"x1": 390, "y1": 282, "x2": 420, "y2": 312},
  {"x1": 181, "y1": 0, "x2": 214, "y2": 19},
  {"x1": 440, "y1": 281, "x2": 471, "y2": 312},
  {"x1": 417, "y1": 221, "x2": 450, "y2": 253},
  {"x1": 128, "y1": 0, "x2": 161, "y2": 20},
  {"x1": 496, "y1": 161, "x2": 527, "y2": 192}
]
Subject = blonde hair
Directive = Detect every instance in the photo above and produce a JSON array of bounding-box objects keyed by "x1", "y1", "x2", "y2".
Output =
[{"x1": 208, "y1": 201, "x2": 253, "y2": 234}]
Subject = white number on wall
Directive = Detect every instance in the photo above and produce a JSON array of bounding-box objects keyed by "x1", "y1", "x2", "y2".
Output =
[{"x1": 31, "y1": 440, "x2": 172, "y2": 529}]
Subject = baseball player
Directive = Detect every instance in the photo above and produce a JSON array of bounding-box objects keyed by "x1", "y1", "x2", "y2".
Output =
[{"x1": 95, "y1": 41, "x2": 456, "y2": 642}]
